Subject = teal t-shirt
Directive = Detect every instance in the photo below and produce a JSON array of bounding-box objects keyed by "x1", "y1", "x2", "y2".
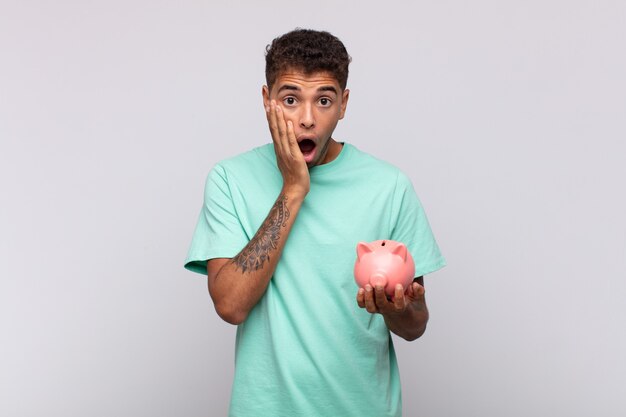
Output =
[{"x1": 185, "y1": 143, "x2": 445, "y2": 417}]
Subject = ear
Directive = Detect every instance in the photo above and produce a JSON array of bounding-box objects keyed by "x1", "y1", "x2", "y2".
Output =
[
  {"x1": 391, "y1": 243, "x2": 408, "y2": 261},
  {"x1": 356, "y1": 241, "x2": 373, "y2": 260},
  {"x1": 339, "y1": 88, "x2": 350, "y2": 120},
  {"x1": 262, "y1": 85, "x2": 270, "y2": 108}
]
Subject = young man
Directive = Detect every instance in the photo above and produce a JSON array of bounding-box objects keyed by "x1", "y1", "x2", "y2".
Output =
[{"x1": 185, "y1": 29, "x2": 445, "y2": 417}]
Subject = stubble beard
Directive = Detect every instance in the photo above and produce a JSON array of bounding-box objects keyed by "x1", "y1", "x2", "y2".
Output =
[{"x1": 307, "y1": 137, "x2": 333, "y2": 169}]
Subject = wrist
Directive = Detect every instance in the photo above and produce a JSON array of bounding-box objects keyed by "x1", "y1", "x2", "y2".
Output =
[{"x1": 281, "y1": 185, "x2": 308, "y2": 203}]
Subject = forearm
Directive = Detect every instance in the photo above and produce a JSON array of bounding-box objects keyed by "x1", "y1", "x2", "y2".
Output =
[
  {"x1": 210, "y1": 188, "x2": 304, "y2": 324},
  {"x1": 384, "y1": 300, "x2": 429, "y2": 341}
]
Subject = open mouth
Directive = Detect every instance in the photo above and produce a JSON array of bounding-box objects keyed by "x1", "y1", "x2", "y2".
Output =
[{"x1": 298, "y1": 139, "x2": 317, "y2": 161}]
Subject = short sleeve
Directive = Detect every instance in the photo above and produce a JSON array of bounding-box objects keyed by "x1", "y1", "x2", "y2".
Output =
[
  {"x1": 184, "y1": 165, "x2": 249, "y2": 275},
  {"x1": 389, "y1": 172, "x2": 446, "y2": 278}
]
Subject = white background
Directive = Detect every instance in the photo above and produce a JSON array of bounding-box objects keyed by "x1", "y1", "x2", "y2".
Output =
[{"x1": 1, "y1": 1, "x2": 625, "y2": 416}]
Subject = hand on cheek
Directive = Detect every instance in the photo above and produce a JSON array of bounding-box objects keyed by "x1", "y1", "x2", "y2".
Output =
[{"x1": 265, "y1": 100, "x2": 309, "y2": 197}]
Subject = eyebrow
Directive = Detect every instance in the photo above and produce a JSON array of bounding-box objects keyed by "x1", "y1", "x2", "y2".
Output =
[{"x1": 277, "y1": 84, "x2": 338, "y2": 95}]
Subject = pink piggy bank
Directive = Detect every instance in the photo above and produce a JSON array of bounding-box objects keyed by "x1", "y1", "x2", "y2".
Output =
[{"x1": 354, "y1": 240, "x2": 416, "y2": 297}]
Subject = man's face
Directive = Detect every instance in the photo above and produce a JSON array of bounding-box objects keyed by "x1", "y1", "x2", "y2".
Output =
[{"x1": 262, "y1": 69, "x2": 350, "y2": 168}]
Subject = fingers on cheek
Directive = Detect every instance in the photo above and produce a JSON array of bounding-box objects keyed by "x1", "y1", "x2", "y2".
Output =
[
  {"x1": 277, "y1": 106, "x2": 287, "y2": 128},
  {"x1": 288, "y1": 121, "x2": 297, "y2": 142},
  {"x1": 272, "y1": 106, "x2": 277, "y2": 124}
]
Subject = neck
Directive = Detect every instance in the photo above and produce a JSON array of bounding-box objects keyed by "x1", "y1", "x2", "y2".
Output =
[{"x1": 319, "y1": 139, "x2": 343, "y2": 165}]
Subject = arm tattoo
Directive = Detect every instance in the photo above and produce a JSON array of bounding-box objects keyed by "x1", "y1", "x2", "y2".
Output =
[{"x1": 231, "y1": 194, "x2": 290, "y2": 273}]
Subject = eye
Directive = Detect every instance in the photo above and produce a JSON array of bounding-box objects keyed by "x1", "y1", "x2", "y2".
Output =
[
  {"x1": 283, "y1": 97, "x2": 296, "y2": 106},
  {"x1": 319, "y1": 97, "x2": 332, "y2": 107}
]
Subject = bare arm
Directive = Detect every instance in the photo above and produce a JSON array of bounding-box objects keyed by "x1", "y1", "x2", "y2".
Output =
[
  {"x1": 208, "y1": 101, "x2": 309, "y2": 325},
  {"x1": 357, "y1": 276, "x2": 429, "y2": 341}
]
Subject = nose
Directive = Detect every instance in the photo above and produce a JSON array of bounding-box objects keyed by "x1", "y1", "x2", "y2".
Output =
[
  {"x1": 299, "y1": 103, "x2": 315, "y2": 129},
  {"x1": 370, "y1": 272, "x2": 387, "y2": 288}
]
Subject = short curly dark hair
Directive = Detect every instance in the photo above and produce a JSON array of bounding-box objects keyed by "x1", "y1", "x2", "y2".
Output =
[{"x1": 265, "y1": 28, "x2": 351, "y2": 92}]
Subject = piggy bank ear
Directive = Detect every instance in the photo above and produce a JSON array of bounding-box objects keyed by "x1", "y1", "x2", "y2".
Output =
[
  {"x1": 391, "y1": 243, "x2": 408, "y2": 261},
  {"x1": 356, "y1": 242, "x2": 373, "y2": 260}
]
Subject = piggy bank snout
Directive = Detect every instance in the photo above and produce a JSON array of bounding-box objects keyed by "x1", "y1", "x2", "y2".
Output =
[{"x1": 369, "y1": 272, "x2": 387, "y2": 288}]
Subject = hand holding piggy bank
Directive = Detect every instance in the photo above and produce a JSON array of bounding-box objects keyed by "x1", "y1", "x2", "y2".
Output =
[{"x1": 354, "y1": 240, "x2": 415, "y2": 298}]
